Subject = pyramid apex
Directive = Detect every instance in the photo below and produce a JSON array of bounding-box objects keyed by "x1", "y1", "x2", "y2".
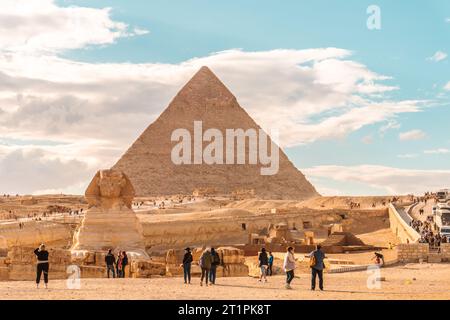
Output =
[
  {"x1": 199, "y1": 65, "x2": 212, "y2": 72},
  {"x1": 193, "y1": 65, "x2": 219, "y2": 79},
  {"x1": 174, "y1": 66, "x2": 235, "y2": 102}
]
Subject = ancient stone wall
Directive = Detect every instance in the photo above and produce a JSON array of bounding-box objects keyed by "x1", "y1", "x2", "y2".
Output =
[
  {"x1": 6, "y1": 246, "x2": 71, "y2": 281},
  {"x1": 0, "y1": 222, "x2": 73, "y2": 249},
  {"x1": 142, "y1": 213, "x2": 329, "y2": 250},
  {"x1": 388, "y1": 204, "x2": 420, "y2": 244},
  {"x1": 396, "y1": 243, "x2": 429, "y2": 263},
  {"x1": 441, "y1": 243, "x2": 450, "y2": 262}
]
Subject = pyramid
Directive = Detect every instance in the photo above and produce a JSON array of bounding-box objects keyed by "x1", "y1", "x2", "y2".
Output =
[{"x1": 112, "y1": 67, "x2": 318, "y2": 200}]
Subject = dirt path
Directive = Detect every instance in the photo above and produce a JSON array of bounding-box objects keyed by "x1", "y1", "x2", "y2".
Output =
[{"x1": 0, "y1": 264, "x2": 449, "y2": 300}]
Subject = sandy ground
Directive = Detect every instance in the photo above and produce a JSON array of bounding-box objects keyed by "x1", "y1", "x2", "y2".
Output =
[{"x1": 0, "y1": 263, "x2": 449, "y2": 300}]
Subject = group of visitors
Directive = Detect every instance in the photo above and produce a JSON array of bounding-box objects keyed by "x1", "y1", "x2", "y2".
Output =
[
  {"x1": 34, "y1": 245, "x2": 130, "y2": 289},
  {"x1": 258, "y1": 245, "x2": 325, "y2": 290},
  {"x1": 411, "y1": 218, "x2": 448, "y2": 247},
  {"x1": 349, "y1": 202, "x2": 361, "y2": 209},
  {"x1": 104, "y1": 249, "x2": 129, "y2": 278},
  {"x1": 181, "y1": 247, "x2": 221, "y2": 286},
  {"x1": 180, "y1": 245, "x2": 326, "y2": 290},
  {"x1": 33, "y1": 243, "x2": 327, "y2": 291}
]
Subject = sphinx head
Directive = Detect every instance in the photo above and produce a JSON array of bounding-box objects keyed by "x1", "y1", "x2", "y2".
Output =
[
  {"x1": 98, "y1": 170, "x2": 126, "y2": 198},
  {"x1": 85, "y1": 169, "x2": 135, "y2": 209}
]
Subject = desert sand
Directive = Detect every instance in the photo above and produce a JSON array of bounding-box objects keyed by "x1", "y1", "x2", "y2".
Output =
[{"x1": 0, "y1": 263, "x2": 448, "y2": 300}]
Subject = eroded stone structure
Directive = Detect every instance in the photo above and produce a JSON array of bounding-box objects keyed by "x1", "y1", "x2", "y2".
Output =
[{"x1": 71, "y1": 170, "x2": 147, "y2": 258}]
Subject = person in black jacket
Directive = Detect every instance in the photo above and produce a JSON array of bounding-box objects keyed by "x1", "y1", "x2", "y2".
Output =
[
  {"x1": 209, "y1": 248, "x2": 221, "y2": 285},
  {"x1": 258, "y1": 248, "x2": 269, "y2": 283},
  {"x1": 105, "y1": 249, "x2": 116, "y2": 278},
  {"x1": 181, "y1": 247, "x2": 193, "y2": 284},
  {"x1": 34, "y1": 244, "x2": 49, "y2": 289},
  {"x1": 121, "y1": 251, "x2": 129, "y2": 278}
]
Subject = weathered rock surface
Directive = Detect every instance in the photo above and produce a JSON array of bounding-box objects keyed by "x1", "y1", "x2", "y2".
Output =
[{"x1": 71, "y1": 170, "x2": 147, "y2": 258}]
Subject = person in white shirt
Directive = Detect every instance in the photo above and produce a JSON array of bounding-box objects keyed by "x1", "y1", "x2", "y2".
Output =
[{"x1": 283, "y1": 247, "x2": 296, "y2": 289}]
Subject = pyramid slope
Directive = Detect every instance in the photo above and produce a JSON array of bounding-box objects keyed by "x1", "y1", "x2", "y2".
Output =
[{"x1": 112, "y1": 67, "x2": 319, "y2": 200}]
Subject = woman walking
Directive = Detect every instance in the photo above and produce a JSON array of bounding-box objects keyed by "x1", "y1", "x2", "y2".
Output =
[
  {"x1": 283, "y1": 247, "x2": 296, "y2": 289},
  {"x1": 258, "y1": 248, "x2": 269, "y2": 283},
  {"x1": 121, "y1": 251, "x2": 128, "y2": 278},
  {"x1": 34, "y1": 244, "x2": 49, "y2": 289},
  {"x1": 116, "y1": 251, "x2": 123, "y2": 278}
]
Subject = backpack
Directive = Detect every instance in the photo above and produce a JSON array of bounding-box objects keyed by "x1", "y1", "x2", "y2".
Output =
[
  {"x1": 212, "y1": 252, "x2": 220, "y2": 265},
  {"x1": 309, "y1": 254, "x2": 316, "y2": 268}
]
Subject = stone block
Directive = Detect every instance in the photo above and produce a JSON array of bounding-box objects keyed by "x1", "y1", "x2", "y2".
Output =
[{"x1": 79, "y1": 265, "x2": 106, "y2": 278}]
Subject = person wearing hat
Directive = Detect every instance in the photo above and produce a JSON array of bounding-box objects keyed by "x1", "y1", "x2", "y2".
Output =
[
  {"x1": 34, "y1": 244, "x2": 49, "y2": 289},
  {"x1": 181, "y1": 247, "x2": 193, "y2": 284}
]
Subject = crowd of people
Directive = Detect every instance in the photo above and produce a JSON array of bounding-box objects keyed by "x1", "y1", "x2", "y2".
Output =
[
  {"x1": 181, "y1": 245, "x2": 326, "y2": 290},
  {"x1": 411, "y1": 217, "x2": 448, "y2": 247},
  {"x1": 104, "y1": 249, "x2": 129, "y2": 278},
  {"x1": 33, "y1": 243, "x2": 328, "y2": 291},
  {"x1": 181, "y1": 247, "x2": 221, "y2": 286}
]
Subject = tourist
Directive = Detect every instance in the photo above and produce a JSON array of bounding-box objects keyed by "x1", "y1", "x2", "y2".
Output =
[
  {"x1": 116, "y1": 251, "x2": 123, "y2": 277},
  {"x1": 209, "y1": 248, "x2": 221, "y2": 285},
  {"x1": 199, "y1": 249, "x2": 212, "y2": 286},
  {"x1": 34, "y1": 244, "x2": 49, "y2": 289},
  {"x1": 258, "y1": 248, "x2": 269, "y2": 283},
  {"x1": 373, "y1": 252, "x2": 385, "y2": 266},
  {"x1": 267, "y1": 252, "x2": 274, "y2": 276},
  {"x1": 181, "y1": 247, "x2": 193, "y2": 284},
  {"x1": 121, "y1": 251, "x2": 129, "y2": 278},
  {"x1": 283, "y1": 247, "x2": 296, "y2": 289},
  {"x1": 105, "y1": 249, "x2": 116, "y2": 278},
  {"x1": 309, "y1": 244, "x2": 325, "y2": 291}
]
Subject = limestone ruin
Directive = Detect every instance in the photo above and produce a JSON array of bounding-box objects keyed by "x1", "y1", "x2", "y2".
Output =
[{"x1": 71, "y1": 170, "x2": 147, "y2": 258}]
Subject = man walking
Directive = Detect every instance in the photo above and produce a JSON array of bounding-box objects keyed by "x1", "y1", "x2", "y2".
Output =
[
  {"x1": 258, "y1": 248, "x2": 269, "y2": 283},
  {"x1": 309, "y1": 244, "x2": 325, "y2": 291},
  {"x1": 105, "y1": 249, "x2": 116, "y2": 278},
  {"x1": 209, "y1": 248, "x2": 221, "y2": 285},
  {"x1": 199, "y1": 249, "x2": 212, "y2": 286}
]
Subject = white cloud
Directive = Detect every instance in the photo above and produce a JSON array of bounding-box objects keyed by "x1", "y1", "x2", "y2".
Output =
[
  {"x1": 0, "y1": 1, "x2": 428, "y2": 195},
  {"x1": 0, "y1": 148, "x2": 94, "y2": 195},
  {"x1": 399, "y1": 130, "x2": 426, "y2": 141},
  {"x1": 424, "y1": 148, "x2": 450, "y2": 155},
  {"x1": 0, "y1": 0, "x2": 147, "y2": 54},
  {"x1": 0, "y1": 49, "x2": 426, "y2": 193},
  {"x1": 445, "y1": 82, "x2": 450, "y2": 91},
  {"x1": 0, "y1": 49, "x2": 423, "y2": 148},
  {"x1": 379, "y1": 120, "x2": 401, "y2": 135},
  {"x1": 427, "y1": 51, "x2": 448, "y2": 62},
  {"x1": 304, "y1": 165, "x2": 450, "y2": 195},
  {"x1": 397, "y1": 154, "x2": 418, "y2": 159}
]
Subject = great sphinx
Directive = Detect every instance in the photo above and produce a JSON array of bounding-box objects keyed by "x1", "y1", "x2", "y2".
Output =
[
  {"x1": 71, "y1": 169, "x2": 148, "y2": 258},
  {"x1": 85, "y1": 170, "x2": 135, "y2": 210}
]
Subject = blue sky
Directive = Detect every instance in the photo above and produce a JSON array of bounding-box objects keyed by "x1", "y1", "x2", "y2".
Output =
[{"x1": 0, "y1": 0, "x2": 449, "y2": 195}]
